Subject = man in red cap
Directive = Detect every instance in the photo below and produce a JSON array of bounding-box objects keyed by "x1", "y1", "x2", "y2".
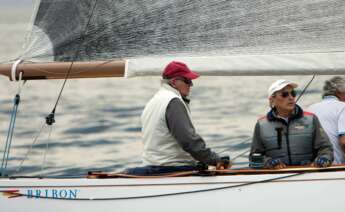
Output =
[{"x1": 125, "y1": 61, "x2": 230, "y2": 175}]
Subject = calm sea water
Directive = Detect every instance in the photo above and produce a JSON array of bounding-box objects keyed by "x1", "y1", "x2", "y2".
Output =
[{"x1": 0, "y1": 5, "x2": 333, "y2": 176}]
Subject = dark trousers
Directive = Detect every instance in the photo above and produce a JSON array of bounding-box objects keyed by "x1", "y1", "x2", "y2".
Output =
[{"x1": 124, "y1": 165, "x2": 198, "y2": 176}]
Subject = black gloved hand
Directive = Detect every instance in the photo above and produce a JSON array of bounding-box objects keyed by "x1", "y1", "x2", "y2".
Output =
[
  {"x1": 315, "y1": 156, "x2": 331, "y2": 168},
  {"x1": 196, "y1": 162, "x2": 208, "y2": 171},
  {"x1": 216, "y1": 156, "x2": 231, "y2": 169},
  {"x1": 221, "y1": 156, "x2": 230, "y2": 166},
  {"x1": 265, "y1": 158, "x2": 286, "y2": 169}
]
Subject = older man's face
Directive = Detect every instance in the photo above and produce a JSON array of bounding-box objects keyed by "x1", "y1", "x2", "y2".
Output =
[
  {"x1": 171, "y1": 77, "x2": 193, "y2": 97},
  {"x1": 271, "y1": 85, "x2": 296, "y2": 115}
]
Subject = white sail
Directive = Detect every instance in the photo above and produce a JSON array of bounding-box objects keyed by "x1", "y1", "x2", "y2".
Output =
[{"x1": 5, "y1": 0, "x2": 343, "y2": 78}]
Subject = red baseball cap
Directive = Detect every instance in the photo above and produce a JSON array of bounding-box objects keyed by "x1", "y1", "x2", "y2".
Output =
[{"x1": 162, "y1": 61, "x2": 199, "y2": 80}]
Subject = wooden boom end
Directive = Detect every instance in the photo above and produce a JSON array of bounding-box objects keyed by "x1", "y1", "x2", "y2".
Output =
[{"x1": 0, "y1": 60, "x2": 126, "y2": 81}]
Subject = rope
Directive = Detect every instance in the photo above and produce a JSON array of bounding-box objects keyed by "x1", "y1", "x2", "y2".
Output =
[
  {"x1": 232, "y1": 149, "x2": 251, "y2": 161},
  {"x1": 0, "y1": 72, "x2": 24, "y2": 177},
  {"x1": 296, "y1": 75, "x2": 316, "y2": 103},
  {"x1": 0, "y1": 96, "x2": 20, "y2": 176},
  {"x1": 48, "y1": 0, "x2": 100, "y2": 121},
  {"x1": 15, "y1": 123, "x2": 47, "y2": 174},
  {"x1": 41, "y1": 126, "x2": 53, "y2": 175},
  {"x1": 10, "y1": 59, "x2": 22, "y2": 81},
  {"x1": 11, "y1": 0, "x2": 100, "y2": 177}
]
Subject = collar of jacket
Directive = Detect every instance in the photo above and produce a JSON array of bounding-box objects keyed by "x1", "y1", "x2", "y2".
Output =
[
  {"x1": 323, "y1": 95, "x2": 338, "y2": 101},
  {"x1": 267, "y1": 104, "x2": 303, "y2": 124},
  {"x1": 162, "y1": 83, "x2": 191, "y2": 104}
]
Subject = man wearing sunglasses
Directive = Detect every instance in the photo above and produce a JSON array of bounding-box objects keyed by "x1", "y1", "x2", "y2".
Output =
[
  {"x1": 125, "y1": 61, "x2": 230, "y2": 175},
  {"x1": 249, "y1": 79, "x2": 333, "y2": 169},
  {"x1": 308, "y1": 76, "x2": 345, "y2": 164}
]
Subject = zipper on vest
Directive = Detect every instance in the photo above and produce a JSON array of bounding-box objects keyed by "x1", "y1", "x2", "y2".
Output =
[
  {"x1": 285, "y1": 125, "x2": 292, "y2": 165},
  {"x1": 275, "y1": 127, "x2": 283, "y2": 149}
]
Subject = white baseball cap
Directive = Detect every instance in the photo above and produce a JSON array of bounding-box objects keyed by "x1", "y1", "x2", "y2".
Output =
[{"x1": 268, "y1": 79, "x2": 298, "y2": 98}]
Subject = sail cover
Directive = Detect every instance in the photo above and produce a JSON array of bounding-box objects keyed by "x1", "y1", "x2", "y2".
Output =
[{"x1": 21, "y1": 0, "x2": 345, "y2": 76}]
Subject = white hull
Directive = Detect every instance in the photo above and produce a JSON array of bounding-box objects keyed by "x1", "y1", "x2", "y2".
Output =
[{"x1": 1, "y1": 170, "x2": 344, "y2": 212}]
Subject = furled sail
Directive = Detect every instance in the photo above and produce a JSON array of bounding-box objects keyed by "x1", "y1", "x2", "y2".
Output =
[{"x1": 1, "y1": 0, "x2": 345, "y2": 79}]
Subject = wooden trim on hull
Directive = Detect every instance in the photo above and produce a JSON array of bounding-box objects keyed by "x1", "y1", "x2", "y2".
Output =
[
  {"x1": 0, "y1": 60, "x2": 126, "y2": 80},
  {"x1": 88, "y1": 164, "x2": 345, "y2": 178}
]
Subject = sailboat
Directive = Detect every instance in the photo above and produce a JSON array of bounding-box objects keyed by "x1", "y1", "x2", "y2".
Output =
[{"x1": 1, "y1": 0, "x2": 345, "y2": 211}]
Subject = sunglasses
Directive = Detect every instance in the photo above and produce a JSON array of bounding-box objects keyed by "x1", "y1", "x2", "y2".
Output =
[
  {"x1": 175, "y1": 77, "x2": 193, "y2": 86},
  {"x1": 279, "y1": 90, "x2": 297, "y2": 98}
]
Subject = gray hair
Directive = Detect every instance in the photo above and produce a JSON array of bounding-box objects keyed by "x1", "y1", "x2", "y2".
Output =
[{"x1": 322, "y1": 76, "x2": 345, "y2": 97}]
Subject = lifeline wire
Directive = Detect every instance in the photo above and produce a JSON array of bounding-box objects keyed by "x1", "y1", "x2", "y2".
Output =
[
  {"x1": 41, "y1": 126, "x2": 53, "y2": 175},
  {"x1": 15, "y1": 123, "x2": 47, "y2": 174}
]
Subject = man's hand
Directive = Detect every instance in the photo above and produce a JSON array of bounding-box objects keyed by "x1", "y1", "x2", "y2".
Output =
[
  {"x1": 339, "y1": 135, "x2": 345, "y2": 154},
  {"x1": 216, "y1": 156, "x2": 231, "y2": 170},
  {"x1": 314, "y1": 156, "x2": 332, "y2": 168},
  {"x1": 264, "y1": 158, "x2": 286, "y2": 169}
]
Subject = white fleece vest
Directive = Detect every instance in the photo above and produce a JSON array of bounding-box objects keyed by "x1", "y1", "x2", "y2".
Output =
[{"x1": 141, "y1": 83, "x2": 196, "y2": 166}]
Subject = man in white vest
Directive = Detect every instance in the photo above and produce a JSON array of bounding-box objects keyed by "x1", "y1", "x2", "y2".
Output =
[
  {"x1": 126, "y1": 61, "x2": 230, "y2": 175},
  {"x1": 308, "y1": 76, "x2": 345, "y2": 164}
]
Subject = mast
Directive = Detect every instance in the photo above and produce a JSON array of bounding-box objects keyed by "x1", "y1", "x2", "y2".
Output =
[{"x1": 0, "y1": 60, "x2": 125, "y2": 81}]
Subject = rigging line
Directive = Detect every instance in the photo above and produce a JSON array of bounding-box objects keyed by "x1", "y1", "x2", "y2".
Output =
[
  {"x1": 50, "y1": 0, "x2": 100, "y2": 113},
  {"x1": 0, "y1": 97, "x2": 19, "y2": 176},
  {"x1": 215, "y1": 137, "x2": 252, "y2": 162},
  {"x1": 296, "y1": 75, "x2": 316, "y2": 103},
  {"x1": 8, "y1": 172, "x2": 302, "y2": 201},
  {"x1": 2, "y1": 99, "x2": 19, "y2": 168},
  {"x1": 232, "y1": 149, "x2": 251, "y2": 161},
  {"x1": 14, "y1": 0, "x2": 100, "y2": 175},
  {"x1": 15, "y1": 123, "x2": 47, "y2": 174},
  {"x1": 41, "y1": 125, "x2": 53, "y2": 176},
  {"x1": 0, "y1": 73, "x2": 24, "y2": 177},
  {"x1": 17, "y1": 72, "x2": 26, "y2": 94}
]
